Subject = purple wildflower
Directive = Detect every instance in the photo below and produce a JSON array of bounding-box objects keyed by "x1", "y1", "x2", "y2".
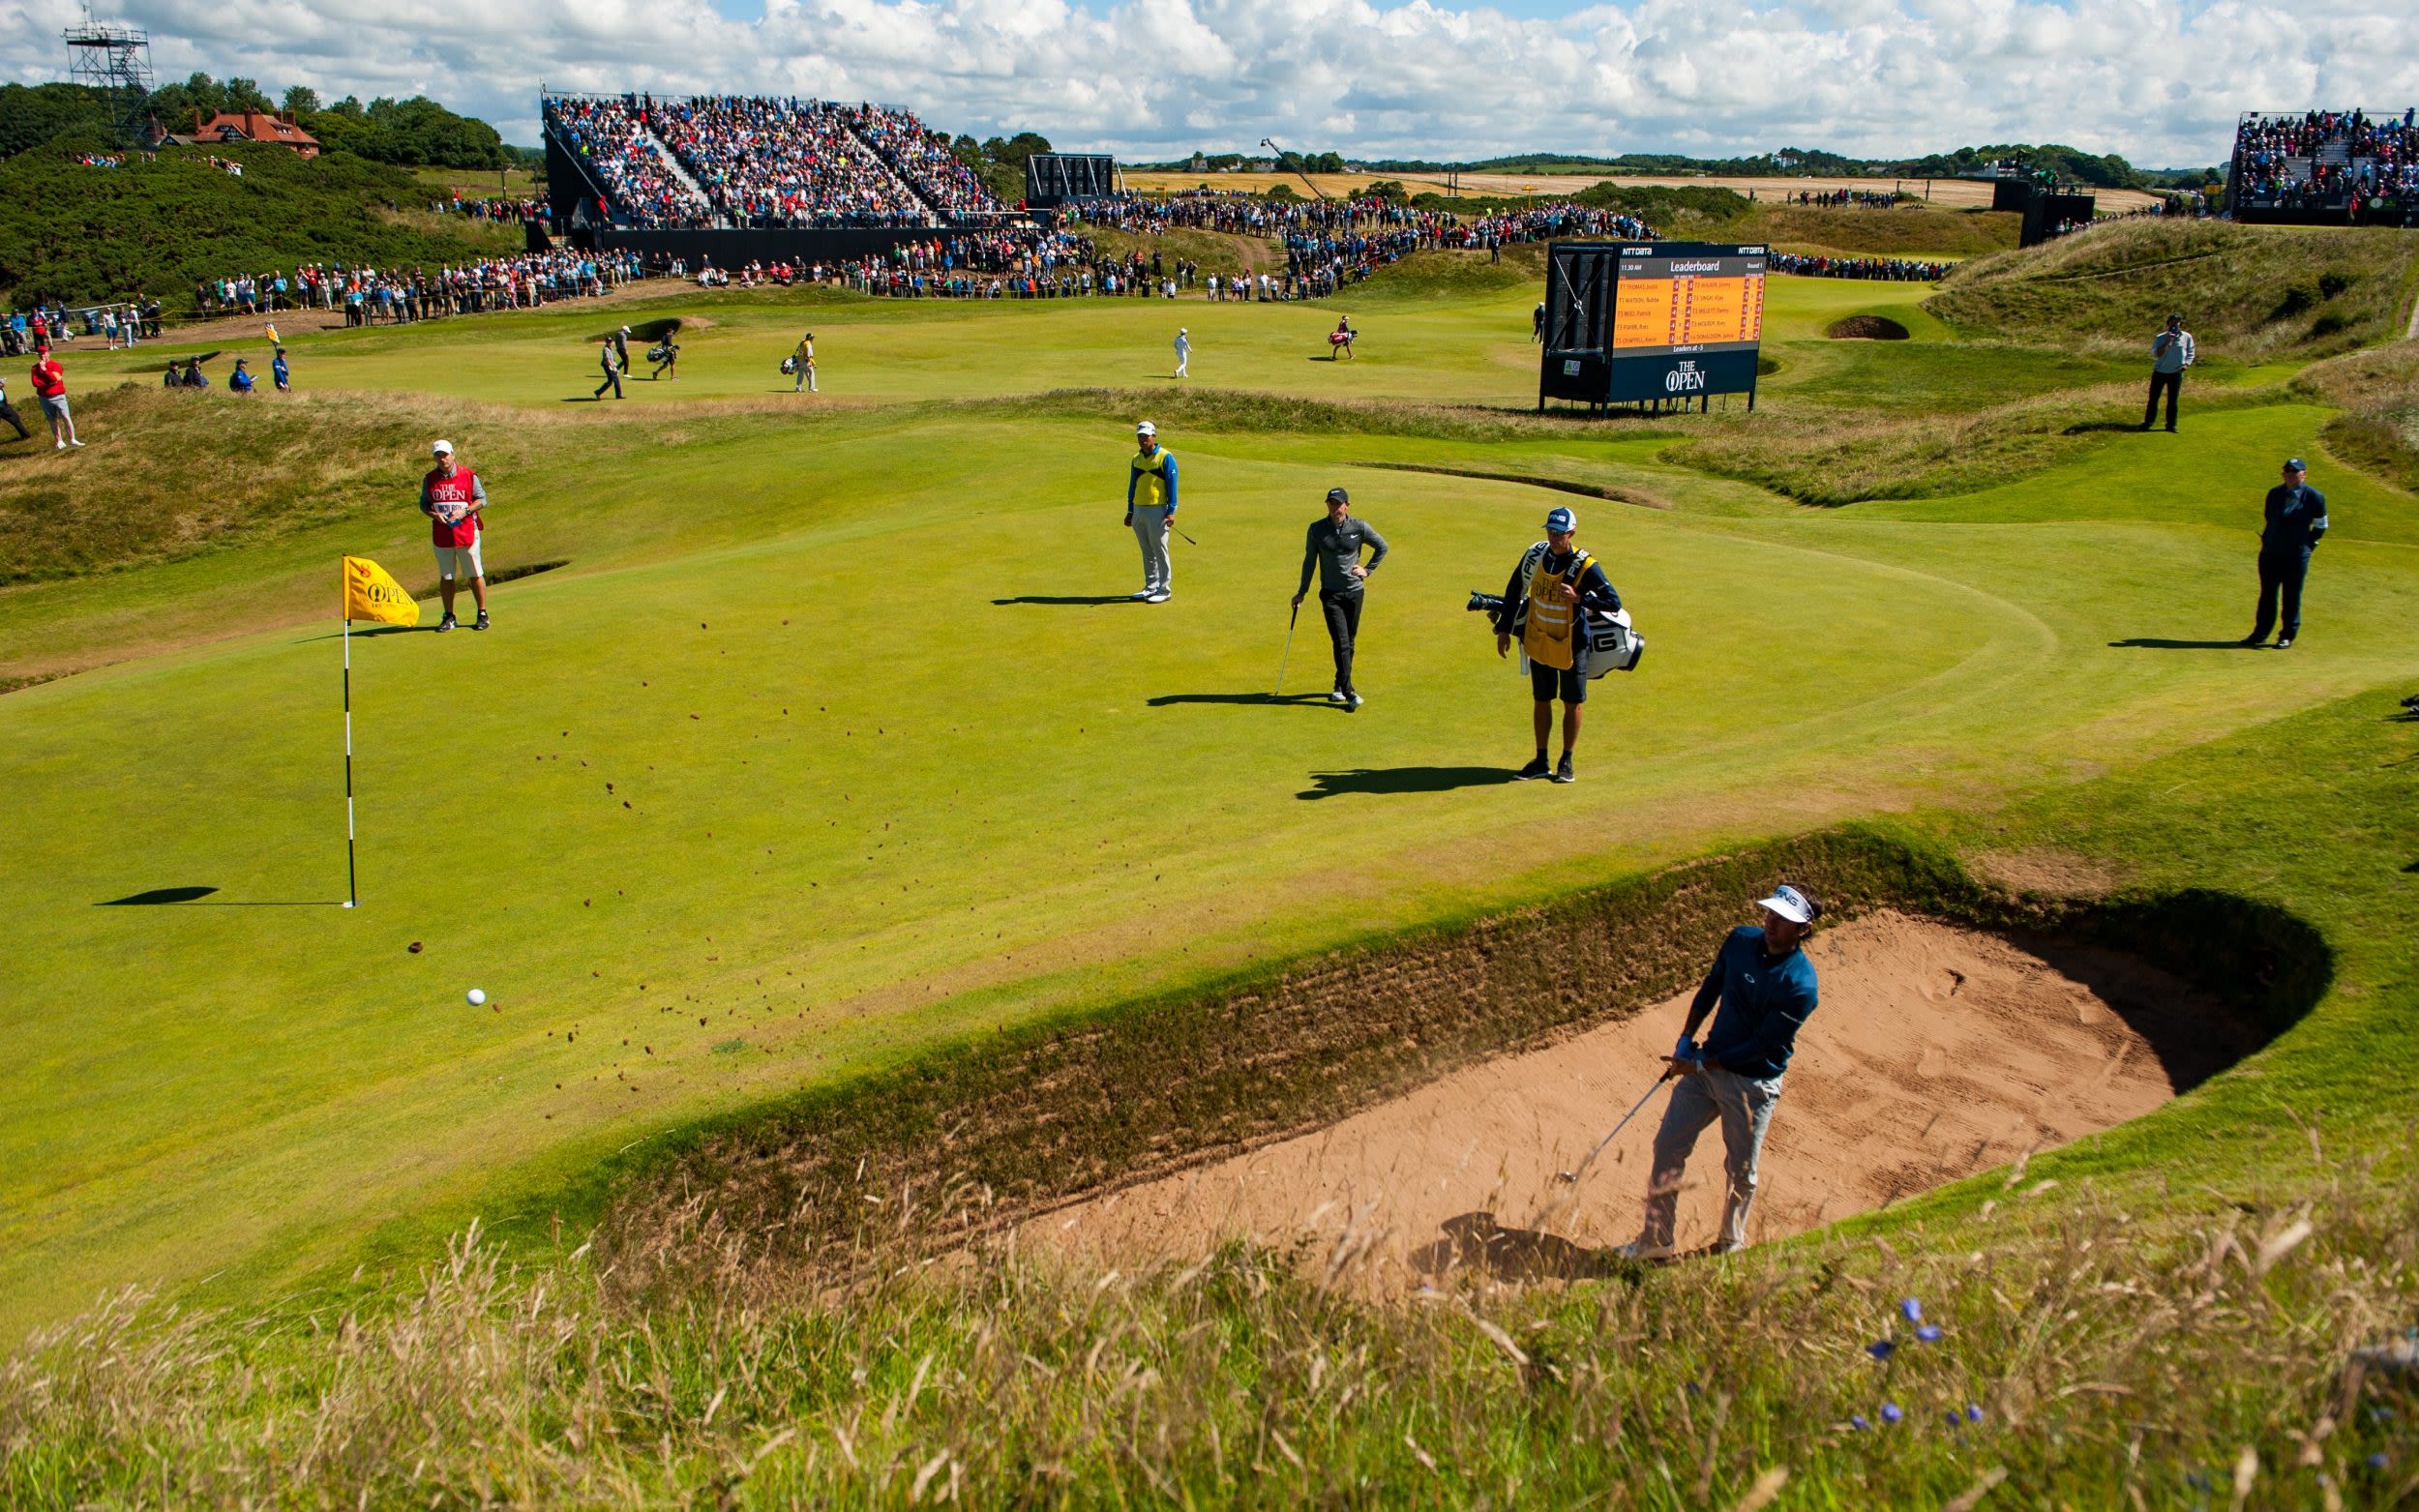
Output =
[
  {"x1": 1900, "y1": 1297, "x2": 1924, "y2": 1323},
  {"x1": 2372, "y1": 1453, "x2": 2392, "y2": 1470},
  {"x1": 1880, "y1": 1402, "x2": 1903, "y2": 1425},
  {"x1": 1867, "y1": 1340, "x2": 1896, "y2": 1361},
  {"x1": 1915, "y1": 1324, "x2": 1943, "y2": 1344},
  {"x1": 1965, "y1": 1404, "x2": 1984, "y2": 1423},
  {"x1": 1851, "y1": 1414, "x2": 1870, "y2": 1431}
]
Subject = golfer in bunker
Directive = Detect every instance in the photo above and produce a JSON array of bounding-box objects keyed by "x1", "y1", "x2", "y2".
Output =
[{"x1": 1618, "y1": 884, "x2": 1822, "y2": 1260}]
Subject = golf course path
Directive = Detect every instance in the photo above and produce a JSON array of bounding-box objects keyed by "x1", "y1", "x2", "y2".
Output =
[{"x1": 1028, "y1": 911, "x2": 2244, "y2": 1288}]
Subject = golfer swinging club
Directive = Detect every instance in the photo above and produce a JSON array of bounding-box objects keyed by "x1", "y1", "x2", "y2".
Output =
[
  {"x1": 1125, "y1": 420, "x2": 1178, "y2": 603},
  {"x1": 1618, "y1": 883, "x2": 1822, "y2": 1260},
  {"x1": 1292, "y1": 487, "x2": 1388, "y2": 709}
]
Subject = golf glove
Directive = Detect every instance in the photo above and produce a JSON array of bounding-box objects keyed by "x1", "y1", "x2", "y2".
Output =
[{"x1": 1673, "y1": 1035, "x2": 1700, "y2": 1061}]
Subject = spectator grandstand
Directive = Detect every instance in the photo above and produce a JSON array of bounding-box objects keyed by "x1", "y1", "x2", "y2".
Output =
[
  {"x1": 2230, "y1": 108, "x2": 2419, "y2": 224},
  {"x1": 543, "y1": 94, "x2": 1003, "y2": 229}
]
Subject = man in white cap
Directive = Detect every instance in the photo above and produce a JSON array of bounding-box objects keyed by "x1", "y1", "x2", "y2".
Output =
[
  {"x1": 1124, "y1": 421, "x2": 1178, "y2": 603},
  {"x1": 1173, "y1": 326, "x2": 1190, "y2": 379},
  {"x1": 419, "y1": 439, "x2": 490, "y2": 633},
  {"x1": 1618, "y1": 882, "x2": 1824, "y2": 1260}
]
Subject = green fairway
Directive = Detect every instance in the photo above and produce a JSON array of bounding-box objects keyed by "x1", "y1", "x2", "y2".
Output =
[{"x1": 4, "y1": 234, "x2": 2419, "y2": 1356}]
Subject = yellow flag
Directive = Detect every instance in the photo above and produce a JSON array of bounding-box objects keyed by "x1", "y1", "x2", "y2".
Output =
[{"x1": 342, "y1": 556, "x2": 419, "y2": 627}]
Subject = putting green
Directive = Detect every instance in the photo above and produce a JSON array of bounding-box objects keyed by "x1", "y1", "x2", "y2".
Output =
[{"x1": 4, "y1": 266, "x2": 2416, "y2": 1334}]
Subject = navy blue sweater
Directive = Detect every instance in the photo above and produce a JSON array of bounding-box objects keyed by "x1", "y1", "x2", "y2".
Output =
[{"x1": 1688, "y1": 926, "x2": 1820, "y2": 1081}]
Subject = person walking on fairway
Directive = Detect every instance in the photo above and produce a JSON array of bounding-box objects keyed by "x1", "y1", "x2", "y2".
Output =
[
  {"x1": 1618, "y1": 883, "x2": 1823, "y2": 1260},
  {"x1": 593, "y1": 341, "x2": 624, "y2": 400},
  {"x1": 1125, "y1": 420, "x2": 1178, "y2": 603},
  {"x1": 1496, "y1": 505, "x2": 1621, "y2": 783},
  {"x1": 791, "y1": 332, "x2": 817, "y2": 393},
  {"x1": 29, "y1": 347, "x2": 80, "y2": 449},
  {"x1": 420, "y1": 439, "x2": 490, "y2": 633},
  {"x1": 2244, "y1": 457, "x2": 2329, "y2": 649},
  {"x1": 1293, "y1": 487, "x2": 1389, "y2": 709},
  {"x1": 2141, "y1": 311, "x2": 2193, "y2": 432},
  {"x1": 1173, "y1": 326, "x2": 1190, "y2": 378},
  {"x1": 272, "y1": 345, "x2": 291, "y2": 394}
]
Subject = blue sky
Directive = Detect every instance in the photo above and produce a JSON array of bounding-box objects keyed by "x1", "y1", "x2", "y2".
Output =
[{"x1": 6, "y1": 0, "x2": 2414, "y2": 165}]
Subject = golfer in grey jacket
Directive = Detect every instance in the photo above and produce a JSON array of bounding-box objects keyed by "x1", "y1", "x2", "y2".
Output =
[{"x1": 1291, "y1": 487, "x2": 1388, "y2": 707}]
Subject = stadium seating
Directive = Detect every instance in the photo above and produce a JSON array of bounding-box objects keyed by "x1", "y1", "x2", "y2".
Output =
[
  {"x1": 543, "y1": 94, "x2": 1004, "y2": 229},
  {"x1": 2231, "y1": 108, "x2": 2419, "y2": 222}
]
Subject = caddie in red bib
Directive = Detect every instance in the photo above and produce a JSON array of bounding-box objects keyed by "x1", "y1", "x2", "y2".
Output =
[{"x1": 419, "y1": 438, "x2": 490, "y2": 632}]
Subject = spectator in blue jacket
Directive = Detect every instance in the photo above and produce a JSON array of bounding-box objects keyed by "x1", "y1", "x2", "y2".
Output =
[
  {"x1": 1619, "y1": 883, "x2": 1823, "y2": 1260},
  {"x1": 2245, "y1": 458, "x2": 2330, "y2": 648}
]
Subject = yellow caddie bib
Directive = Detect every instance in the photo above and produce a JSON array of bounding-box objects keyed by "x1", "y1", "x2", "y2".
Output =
[
  {"x1": 1521, "y1": 547, "x2": 1590, "y2": 670},
  {"x1": 1131, "y1": 448, "x2": 1173, "y2": 509}
]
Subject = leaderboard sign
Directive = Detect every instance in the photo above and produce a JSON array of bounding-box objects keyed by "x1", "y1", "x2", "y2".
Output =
[{"x1": 1539, "y1": 241, "x2": 1767, "y2": 408}]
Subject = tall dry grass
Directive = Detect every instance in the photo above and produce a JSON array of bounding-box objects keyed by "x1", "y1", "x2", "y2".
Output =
[{"x1": 4, "y1": 1141, "x2": 2413, "y2": 1507}]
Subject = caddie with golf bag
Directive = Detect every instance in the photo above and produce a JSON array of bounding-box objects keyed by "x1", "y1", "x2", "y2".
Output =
[
  {"x1": 1616, "y1": 883, "x2": 1823, "y2": 1260},
  {"x1": 1481, "y1": 505, "x2": 1637, "y2": 785}
]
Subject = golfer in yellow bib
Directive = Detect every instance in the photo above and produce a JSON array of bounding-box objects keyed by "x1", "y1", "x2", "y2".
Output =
[
  {"x1": 1124, "y1": 420, "x2": 1178, "y2": 603},
  {"x1": 1496, "y1": 505, "x2": 1622, "y2": 784}
]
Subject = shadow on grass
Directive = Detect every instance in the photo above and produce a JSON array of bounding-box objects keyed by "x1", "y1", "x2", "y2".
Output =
[
  {"x1": 294, "y1": 625, "x2": 429, "y2": 643},
  {"x1": 993, "y1": 595, "x2": 1143, "y2": 608},
  {"x1": 98, "y1": 886, "x2": 342, "y2": 906},
  {"x1": 1150, "y1": 692, "x2": 1333, "y2": 709},
  {"x1": 1298, "y1": 765, "x2": 1517, "y2": 800},
  {"x1": 2064, "y1": 419, "x2": 2156, "y2": 435},
  {"x1": 2108, "y1": 637, "x2": 2254, "y2": 650}
]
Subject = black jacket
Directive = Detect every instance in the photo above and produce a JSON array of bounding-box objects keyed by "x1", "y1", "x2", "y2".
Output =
[{"x1": 2261, "y1": 483, "x2": 2329, "y2": 555}]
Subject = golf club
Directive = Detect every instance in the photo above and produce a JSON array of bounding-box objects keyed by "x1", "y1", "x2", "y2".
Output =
[
  {"x1": 1174, "y1": 526, "x2": 1200, "y2": 546},
  {"x1": 1273, "y1": 601, "x2": 1300, "y2": 697},
  {"x1": 1554, "y1": 1075, "x2": 1671, "y2": 1187}
]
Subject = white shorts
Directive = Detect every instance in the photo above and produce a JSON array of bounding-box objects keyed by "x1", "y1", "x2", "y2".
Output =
[{"x1": 433, "y1": 541, "x2": 484, "y2": 579}]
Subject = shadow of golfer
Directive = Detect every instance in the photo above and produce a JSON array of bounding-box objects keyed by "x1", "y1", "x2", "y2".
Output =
[
  {"x1": 1409, "y1": 1212, "x2": 1628, "y2": 1284},
  {"x1": 1298, "y1": 766, "x2": 1518, "y2": 800},
  {"x1": 993, "y1": 595, "x2": 1145, "y2": 608},
  {"x1": 2107, "y1": 637, "x2": 2255, "y2": 650},
  {"x1": 1149, "y1": 692, "x2": 1333, "y2": 708}
]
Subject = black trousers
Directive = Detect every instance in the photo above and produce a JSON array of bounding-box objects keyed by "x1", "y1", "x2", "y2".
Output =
[
  {"x1": 2253, "y1": 549, "x2": 2313, "y2": 640},
  {"x1": 0, "y1": 399, "x2": 26, "y2": 440},
  {"x1": 1320, "y1": 588, "x2": 1363, "y2": 693},
  {"x1": 594, "y1": 369, "x2": 622, "y2": 399},
  {"x1": 2144, "y1": 370, "x2": 2182, "y2": 430}
]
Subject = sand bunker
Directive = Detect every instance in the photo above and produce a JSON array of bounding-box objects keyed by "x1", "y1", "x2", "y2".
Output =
[
  {"x1": 1827, "y1": 314, "x2": 1911, "y2": 341},
  {"x1": 1027, "y1": 911, "x2": 2240, "y2": 1287}
]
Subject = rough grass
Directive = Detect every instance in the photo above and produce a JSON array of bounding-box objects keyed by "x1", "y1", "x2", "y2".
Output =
[
  {"x1": 1082, "y1": 227, "x2": 1268, "y2": 279},
  {"x1": 2297, "y1": 341, "x2": 2419, "y2": 493},
  {"x1": 3, "y1": 1141, "x2": 2410, "y2": 1507},
  {"x1": 1335, "y1": 246, "x2": 1547, "y2": 306},
  {"x1": 1925, "y1": 221, "x2": 2419, "y2": 360},
  {"x1": 0, "y1": 388, "x2": 575, "y2": 584},
  {"x1": 1747, "y1": 206, "x2": 2017, "y2": 258}
]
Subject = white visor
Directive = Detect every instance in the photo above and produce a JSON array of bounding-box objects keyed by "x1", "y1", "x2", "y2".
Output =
[{"x1": 1758, "y1": 884, "x2": 1816, "y2": 926}]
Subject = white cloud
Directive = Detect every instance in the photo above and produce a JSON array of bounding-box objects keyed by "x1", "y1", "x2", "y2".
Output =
[{"x1": 4, "y1": 0, "x2": 2417, "y2": 165}]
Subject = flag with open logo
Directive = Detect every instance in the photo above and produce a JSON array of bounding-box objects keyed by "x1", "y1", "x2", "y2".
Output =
[{"x1": 342, "y1": 555, "x2": 418, "y2": 626}]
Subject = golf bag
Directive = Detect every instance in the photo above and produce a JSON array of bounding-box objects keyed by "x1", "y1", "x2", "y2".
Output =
[
  {"x1": 647, "y1": 342, "x2": 672, "y2": 365},
  {"x1": 1466, "y1": 566, "x2": 1646, "y2": 678},
  {"x1": 780, "y1": 356, "x2": 798, "y2": 375}
]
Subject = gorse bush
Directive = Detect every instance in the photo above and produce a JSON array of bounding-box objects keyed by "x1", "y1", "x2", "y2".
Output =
[{"x1": 0, "y1": 136, "x2": 519, "y2": 306}]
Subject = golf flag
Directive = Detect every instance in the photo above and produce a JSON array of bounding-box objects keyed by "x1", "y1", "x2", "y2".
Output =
[{"x1": 342, "y1": 556, "x2": 418, "y2": 627}]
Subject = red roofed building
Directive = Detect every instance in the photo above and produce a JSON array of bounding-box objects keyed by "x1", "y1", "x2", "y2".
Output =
[{"x1": 153, "y1": 109, "x2": 320, "y2": 157}]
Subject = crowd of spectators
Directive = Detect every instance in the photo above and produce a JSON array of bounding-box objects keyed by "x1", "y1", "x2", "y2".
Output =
[
  {"x1": 840, "y1": 103, "x2": 1002, "y2": 219},
  {"x1": 1782, "y1": 188, "x2": 1900, "y2": 208},
  {"x1": 546, "y1": 94, "x2": 1006, "y2": 229},
  {"x1": 1768, "y1": 252, "x2": 1947, "y2": 282},
  {"x1": 2232, "y1": 108, "x2": 2419, "y2": 221},
  {"x1": 443, "y1": 193, "x2": 549, "y2": 223},
  {"x1": 545, "y1": 96, "x2": 713, "y2": 227},
  {"x1": 186, "y1": 251, "x2": 651, "y2": 324}
]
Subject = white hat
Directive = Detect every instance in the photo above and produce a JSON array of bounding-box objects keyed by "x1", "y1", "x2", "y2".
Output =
[
  {"x1": 1757, "y1": 883, "x2": 1819, "y2": 926},
  {"x1": 432, "y1": 439, "x2": 454, "y2": 455},
  {"x1": 1136, "y1": 420, "x2": 1156, "y2": 436},
  {"x1": 1179, "y1": 327, "x2": 1188, "y2": 334}
]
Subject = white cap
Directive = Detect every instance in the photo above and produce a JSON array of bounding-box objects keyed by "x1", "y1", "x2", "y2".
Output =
[
  {"x1": 1180, "y1": 327, "x2": 1188, "y2": 334},
  {"x1": 1757, "y1": 883, "x2": 1818, "y2": 926},
  {"x1": 1136, "y1": 420, "x2": 1156, "y2": 436},
  {"x1": 432, "y1": 439, "x2": 454, "y2": 455}
]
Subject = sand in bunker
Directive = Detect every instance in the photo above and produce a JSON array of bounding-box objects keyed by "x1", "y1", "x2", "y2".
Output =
[{"x1": 1030, "y1": 911, "x2": 2234, "y2": 1287}]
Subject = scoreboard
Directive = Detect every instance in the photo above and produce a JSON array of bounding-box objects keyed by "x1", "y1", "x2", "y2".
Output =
[{"x1": 1540, "y1": 241, "x2": 1767, "y2": 409}]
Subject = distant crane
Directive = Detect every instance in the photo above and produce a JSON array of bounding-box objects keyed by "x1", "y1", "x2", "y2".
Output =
[{"x1": 1259, "y1": 136, "x2": 1329, "y2": 200}]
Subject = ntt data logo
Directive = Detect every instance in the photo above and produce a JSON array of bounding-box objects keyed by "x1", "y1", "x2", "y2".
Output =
[{"x1": 1665, "y1": 362, "x2": 1707, "y2": 394}]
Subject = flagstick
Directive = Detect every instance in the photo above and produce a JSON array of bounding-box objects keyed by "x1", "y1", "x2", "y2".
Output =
[{"x1": 343, "y1": 615, "x2": 357, "y2": 908}]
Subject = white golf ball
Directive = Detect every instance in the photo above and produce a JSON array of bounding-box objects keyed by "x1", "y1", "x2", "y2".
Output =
[{"x1": 466, "y1": 988, "x2": 487, "y2": 1006}]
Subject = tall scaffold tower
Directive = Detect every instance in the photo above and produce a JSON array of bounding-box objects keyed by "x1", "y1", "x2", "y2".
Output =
[{"x1": 64, "y1": 20, "x2": 155, "y2": 146}]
